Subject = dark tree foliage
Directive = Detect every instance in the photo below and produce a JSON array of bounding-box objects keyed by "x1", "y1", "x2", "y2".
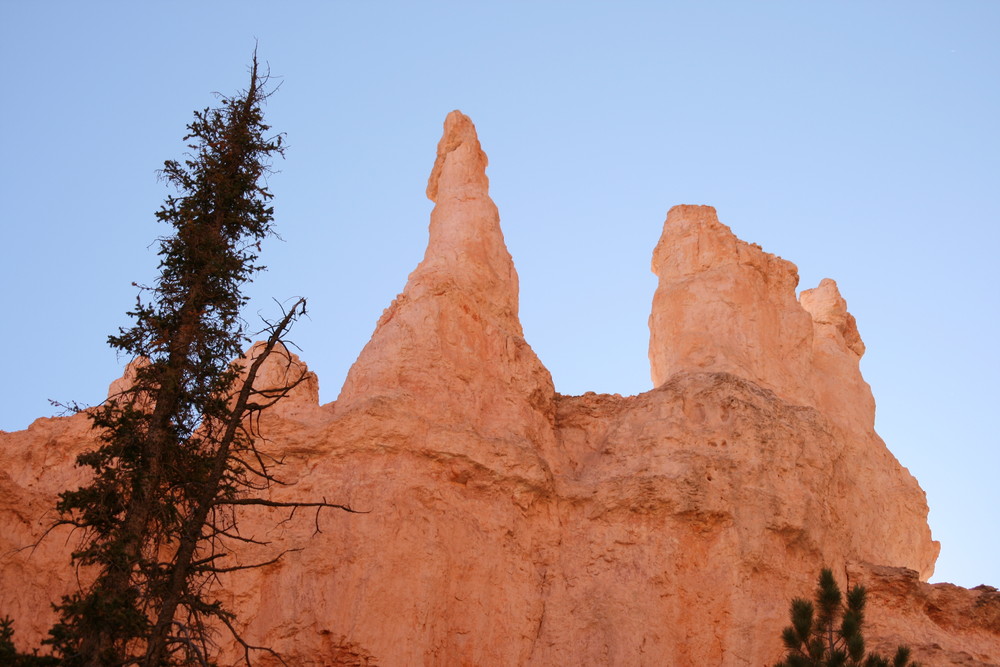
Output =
[
  {"x1": 774, "y1": 569, "x2": 919, "y2": 667},
  {"x1": 43, "y1": 54, "x2": 355, "y2": 666},
  {"x1": 1, "y1": 617, "x2": 58, "y2": 666}
]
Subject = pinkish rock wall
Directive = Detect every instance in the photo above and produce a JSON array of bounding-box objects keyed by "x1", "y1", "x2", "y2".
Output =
[{"x1": 0, "y1": 111, "x2": 994, "y2": 665}]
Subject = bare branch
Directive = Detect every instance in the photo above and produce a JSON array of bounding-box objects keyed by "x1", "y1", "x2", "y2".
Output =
[
  {"x1": 213, "y1": 498, "x2": 368, "y2": 514},
  {"x1": 198, "y1": 548, "x2": 302, "y2": 574},
  {"x1": 217, "y1": 612, "x2": 288, "y2": 667}
]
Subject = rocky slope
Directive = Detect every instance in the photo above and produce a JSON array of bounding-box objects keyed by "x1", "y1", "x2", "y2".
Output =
[{"x1": 1, "y1": 111, "x2": 996, "y2": 665}]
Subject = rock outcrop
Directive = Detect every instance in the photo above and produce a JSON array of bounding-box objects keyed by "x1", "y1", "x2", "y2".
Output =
[
  {"x1": 336, "y1": 110, "x2": 556, "y2": 480},
  {"x1": 1, "y1": 112, "x2": 995, "y2": 665},
  {"x1": 649, "y1": 205, "x2": 875, "y2": 433},
  {"x1": 649, "y1": 205, "x2": 937, "y2": 580}
]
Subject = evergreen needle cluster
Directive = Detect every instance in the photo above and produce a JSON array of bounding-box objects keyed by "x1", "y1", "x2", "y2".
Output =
[{"x1": 775, "y1": 569, "x2": 918, "y2": 667}]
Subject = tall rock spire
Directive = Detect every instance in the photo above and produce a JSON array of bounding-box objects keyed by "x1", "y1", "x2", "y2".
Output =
[
  {"x1": 648, "y1": 205, "x2": 878, "y2": 431},
  {"x1": 426, "y1": 110, "x2": 490, "y2": 203},
  {"x1": 648, "y1": 205, "x2": 815, "y2": 402},
  {"x1": 337, "y1": 111, "x2": 554, "y2": 477},
  {"x1": 407, "y1": 110, "x2": 521, "y2": 321}
]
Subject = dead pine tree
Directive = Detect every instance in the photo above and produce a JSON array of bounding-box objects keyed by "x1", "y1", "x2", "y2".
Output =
[{"x1": 45, "y1": 52, "x2": 359, "y2": 666}]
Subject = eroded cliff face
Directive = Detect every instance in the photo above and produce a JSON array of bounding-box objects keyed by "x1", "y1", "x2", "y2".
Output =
[
  {"x1": 1, "y1": 111, "x2": 994, "y2": 666},
  {"x1": 648, "y1": 204, "x2": 937, "y2": 580}
]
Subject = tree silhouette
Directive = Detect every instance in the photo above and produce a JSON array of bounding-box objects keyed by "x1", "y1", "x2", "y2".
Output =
[
  {"x1": 43, "y1": 52, "x2": 357, "y2": 666},
  {"x1": 1, "y1": 617, "x2": 57, "y2": 666}
]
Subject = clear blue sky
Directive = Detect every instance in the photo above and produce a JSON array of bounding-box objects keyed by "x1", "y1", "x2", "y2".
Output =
[{"x1": 1, "y1": 2, "x2": 997, "y2": 589}]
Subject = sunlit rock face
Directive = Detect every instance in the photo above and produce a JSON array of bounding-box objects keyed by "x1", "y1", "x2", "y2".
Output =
[
  {"x1": 336, "y1": 110, "x2": 557, "y2": 481},
  {"x1": 647, "y1": 204, "x2": 938, "y2": 582},
  {"x1": 649, "y1": 205, "x2": 874, "y2": 432},
  {"x1": 1, "y1": 112, "x2": 995, "y2": 666}
]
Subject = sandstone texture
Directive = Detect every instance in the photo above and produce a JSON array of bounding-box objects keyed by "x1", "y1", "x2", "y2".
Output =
[{"x1": 1, "y1": 111, "x2": 996, "y2": 665}]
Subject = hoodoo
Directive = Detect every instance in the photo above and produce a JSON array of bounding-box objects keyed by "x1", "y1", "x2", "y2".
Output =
[
  {"x1": 336, "y1": 110, "x2": 557, "y2": 475},
  {"x1": 1, "y1": 112, "x2": 996, "y2": 665}
]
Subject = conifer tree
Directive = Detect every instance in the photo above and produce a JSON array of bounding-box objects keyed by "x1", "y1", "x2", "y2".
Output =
[
  {"x1": 45, "y1": 53, "x2": 355, "y2": 666},
  {"x1": 1, "y1": 617, "x2": 57, "y2": 666},
  {"x1": 774, "y1": 569, "x2": 919, "y2": 667}
]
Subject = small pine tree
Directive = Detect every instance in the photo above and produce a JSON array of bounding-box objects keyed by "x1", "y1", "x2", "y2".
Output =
[
  {"x1": 775, "y1": 569, "x2": 919, "y2": 667},
  {"x1": 0, "y1": 617, "x2": 58, "y2": 666}
]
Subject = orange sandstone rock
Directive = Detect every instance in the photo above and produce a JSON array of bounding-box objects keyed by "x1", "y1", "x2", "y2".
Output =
[
  {"x1": 649, "y1": 204, "x2": 814, "y2": 402},
  {"x1": 0, "y1": 412, "x2": 93, "y2": 644},
  {"x1": 0, "y1": 112, "x2": 993, "y2": 665},
  {"x1": 849, "y1": 561, "x2": 1000, "y2": 666},
  {"x1": 337, "y1": 109, "x2": 556, "y2": 479}
]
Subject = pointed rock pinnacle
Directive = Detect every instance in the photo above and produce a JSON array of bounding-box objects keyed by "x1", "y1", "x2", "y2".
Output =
[
  {"x1": 336, "y1": 112, "x2": 554, "y2": 467},
  {"x1": 408, "y1": 111, "x2": 518, "y2": 320},
  {"x1": 426, "y1": 110, "x2": 489, "y2": 204}
]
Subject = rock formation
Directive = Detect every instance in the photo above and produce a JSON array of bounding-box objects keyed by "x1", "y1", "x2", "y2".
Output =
[
  {"x1": 1, "y1": 111, "x2": 996, "y2": 665},
  {"x1": 336, "y1": 110, "x2": 557, "y2": 479}
]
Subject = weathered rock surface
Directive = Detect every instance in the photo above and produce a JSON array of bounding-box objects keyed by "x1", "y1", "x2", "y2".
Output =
[
  {"x1": 1, "y1": 112, "x2": 995, "y2": 665},
  {"x1": 336, "y1": 110, "x2": 557, "y2": 481},
  {"x1": 849, "y1": 561, "x2": 1000, "y2": 666},
  {"x1": 649, "y1": 205, "x2": 875, "y2": 434},
  {"x1": 0, "y1": 412, "x2": 92, "y2": 646}
]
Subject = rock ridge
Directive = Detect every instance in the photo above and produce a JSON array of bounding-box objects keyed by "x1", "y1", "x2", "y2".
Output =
[{"x1": 0, "y1": 111, "x2": 988, "y2": 665}]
